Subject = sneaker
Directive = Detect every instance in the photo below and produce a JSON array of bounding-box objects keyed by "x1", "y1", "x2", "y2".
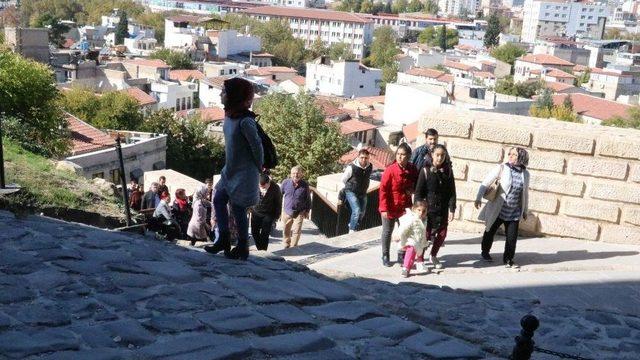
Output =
[
  {"x1": 504, "y1": 262, "x2": 512, "y2": 268},
  {"x1": 401, "y1": 268, "x2": 409, "y2": 278},
  {"x1": 507, "y1": 260, "x2": 519, "y2": 269},
  {"x1": 382, "y1": 255, "x2": 392, "y2": 267},
  {"x1": 430, "y1": 255, "x2": 443, "y2": 269},
  {"x1": 416, "y1": 262, "x2": 428, "y2": 273},
  {"x1": 481, "y1": 253, "x2": 494, "y2": 262}
]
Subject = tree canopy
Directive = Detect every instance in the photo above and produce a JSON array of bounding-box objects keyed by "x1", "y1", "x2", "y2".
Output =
[
  {"x1": 490, "y1": 43, "x2": 526, "y2": 67},
  {"x1": 19, "y1": 0, "x2": 144, "y2": 27},
  {"x1": 418, "y1": 26, "x2": 459, "y2": 49},
  {"x1": 367, "y1": 26, "x2": 399, "y2": 94},
  {"x1": 494, "y1": 75, "x2": 541, "y2": 99},
  {"x1": 603, "y1": 107, "x2": 640, "y2": 129},
  {"x1": 150, "y1": 49, "x2": 194, "y2": 70},
  {"x1": 254, "y1": 92, "x2": 350, "y2": 186},
  {"x1": 114, "y1": 10, "x2": 129, "y2": 45},
  {"x1": 60, "y1": 87, "x2": 144, "y2": 131},
  {"x1": 141, "y1": 109, "x2": 225, "y2": 181},
  {"x1": 31, "y1": 13, "x2": 70, "y2": 47},
  {"x1": 0, "y1": 50, "x2": 69, "y2": 157},
  {"x1": 484, "y1": 12, "x2": 501, "y2": 48}
]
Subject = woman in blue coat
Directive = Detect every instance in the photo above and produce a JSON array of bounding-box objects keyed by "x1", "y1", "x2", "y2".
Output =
[{"x1": 205, "y1": 78, "x2": 263, "y2": 260}]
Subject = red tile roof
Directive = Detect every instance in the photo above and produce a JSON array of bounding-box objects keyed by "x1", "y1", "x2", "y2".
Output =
[
  {"x1": 289, "y1": 75, "x2": 306, "y2": 86},
  {"x1": 201, "y1": 76, "x2": 230, "y2": 88},
  {"x1": 316, "y1": 99, "x2": 350, "y2": 119},
  {"x1": 341, "y1": 146, "x2": 394, "y2": 170},
  {"x1": 352, "y1": 95, "x2": 385, "y2": 107},
  {"x1": 544, "y1": 81, "x2": 575, "y2": 92},
  {"x1": 518, "y1": 54, "x2": 574, "y2": 67},
  {"x1": 405, "y1": 67, "x2": 447, "y2": 79},
  {"x1": 242, "y1": 6, "x2": 372, "y2": 24},
  {"x1": 590, "y1": 67, "x2": 632, "y2": 77},
  {"x1": 175, "y1": 107, "x2": 225, "y2": 123},
  {"x1": 123, "y1": 58, "x2": 170, "y2": 69},
  {"x1": 245, "y1": 66, "x2": 298, "y2": 76},
  {"x1": 545, "y1": 68, "x2": 575, "y2": 79},
  {"x1": 444, "y1": 60, "x2": 475, "y2": 72},
  {"x1": 66, "y1": 113, "x2": 114, "y2": 156},
  {"x1": 472, "y1": 71, "x2": 496, "y2": 79},
  {"x1": 573, "y1": 64, "x2": 589, "y2": 72},
  {"x1": 169, "y1": 69, "x2": 206, "y2": 82},
  {"x1": 168, "y1": 15, "x2": 212, "y2": 23},
  {"x1": 121, "y1": 88, "x2": 157, "y2": 107},
  {"x1": 551, "y1": 93, "x2": 632, "y2": 121},
  {"x1": 339, "y1": 119, "x2": 378, "y2": 135}
]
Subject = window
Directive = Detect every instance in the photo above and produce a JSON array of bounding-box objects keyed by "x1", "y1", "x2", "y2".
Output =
[
  {"x1": 175, "y1": 99, "x2": 180, "y2": 111},
  {"x1": 92, "y1": 172, "x2": 104, "y2": 179},
  {"x1": 359, "y1": 85, "x2": 364, "y2": 88},
  {"x1": 110, "y1": 169, "x2": 121, "y2": 184},
  {"x1": 588, "y1": 16, "x2": 593, "y2": 19},
  {"x1": 181, "y1": 97, "x2": 186, "y2": 111},
  {"x1": 187, "y1": 97, "x2": 191, "y2": 109}
]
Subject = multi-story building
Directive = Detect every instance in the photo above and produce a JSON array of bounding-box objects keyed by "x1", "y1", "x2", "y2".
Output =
[
  {"x1": 138, "y1": 0, "x2": 253, "y2": 15},
  {"x1": 514, "y1": 53, "x2": 575, "y2": 82},
  {"x1": 438, "y1": 0, "x2": 481, "y2": 17},
  {"x1": 585, "y1": 67, "x2": 640, "y2": 101},
  {"x1": 305, "y1": 57, "x2": 382, "y2": 98},
  {"x1": 241, "y1": 6, "x2": 373, "y2": 59},
  {"x1": 521, "y1": 0, "x2": 609, "y2": 43},
  {"x1": 239, "y1": 0, "x2": 325, "y2": 8},
  {"x1": 3, "y1": 28, "x2": 50, "y2": 64}
]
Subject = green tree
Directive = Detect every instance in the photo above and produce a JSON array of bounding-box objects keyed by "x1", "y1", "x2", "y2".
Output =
[
  {"x1": 59, "y1": 87, "x2": 101, "y2": 121},
  {"x1": 438, "y1": 25, "x2": 447, "y2": 50},
  {"x1": 484, "y1": 11, "x2": 501, "y2": 48},
  {"x1": 114, "y1": 10, "x2": 128, "y2": 45},
  {"x1": 459, "y1": 7, "x2": 470, "y2": 19},
  {"x1": 418, "y1": 26, "x2": 459, "y2": 48},
  {"x1": 328, "y1": 42, "x2": 355, "y2": 61},
  {"x1": 31, "y1": 13, "x2": 70, "y2": 47},
  {"x1": 150, "y1": 49, "x2": 194, "y2": 70},
  {"x1": 603, "y1": 107, "x2": 640, "y2": 129},
  {"x1": 0, "y1": 50, "x2": 69, "y2": 157},
  {"x1": 392, "y1": 0, "x2": 408, "y2": 13},
  {"x1": 490, "y1": 43, "x2": 526, "y2": 68},
  {"x1": 384, "y1": 1, "x2": 393, "y2": 13},
  {"x1": 254, "y1": 92, "x2": 350, "y2": 186},
  {"x1": 381, "y1": 62, "x2": 399, "y2": 94},
  {"x1": 494, "y1": 75, "x2": 541, "y2": 98},
  {"x1": 368, "y1": 26, "x2": 398, "y2": 68},
  {"x1": 535, "y1": 88, "x2": 554, "y2": 110},
  {"x1": 407, "y1": 0, "x2": 423, "y2": 12},
  {"x1": 60, "y1": 88, "x2": 143, "y2": 130},
  {"x1": 562, "y1": 94, "x2": 573, "y2": 112},
  {"x1": 359, "y1": 0, "x2": 374, "y2": 13},
  {"x1": 575, "y1": 68, "x2": 590, "y2": 87},
  {"x1": 308, "y1": 37, "x2": 328, "y2": 59},
  {"x1": 141, "y1": 109, "x2": 225, "y2": 181},
  {"x1": 134, "y1": 12, "x2": 165, "y2": 44},
  {"x1": 423, "y1": 0, "x2": 438, "y2": 14}
]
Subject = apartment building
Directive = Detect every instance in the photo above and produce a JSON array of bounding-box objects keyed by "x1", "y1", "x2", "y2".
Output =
[
  {"x1": 521, "y1": 0, "x2": 609, "y2": 43},
  {"x1": 438, "y1": 0, "x2": 481, "y2": 17},
  {"x1": 305, "y1": 57, "x2": 382, "y2": 98},
  {"x1": 241, "y1": 6, "x2": 373, "y2": 59},
  {"x1": 514, "y1": 53, "x2": 574, "y2": 82}
]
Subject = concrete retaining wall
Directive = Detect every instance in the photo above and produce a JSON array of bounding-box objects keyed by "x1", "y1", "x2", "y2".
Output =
[{"x1": 419, "y1": 106, "x2": 640, "y2": 245}]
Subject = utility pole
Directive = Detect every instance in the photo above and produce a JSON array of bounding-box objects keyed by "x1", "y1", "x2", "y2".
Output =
[
  {"x1": 115, "y1": 136, "x2": 132, "y2": 227},
  {"x1": 0, "y1": 115, "x2": 5, "y2": 189}
]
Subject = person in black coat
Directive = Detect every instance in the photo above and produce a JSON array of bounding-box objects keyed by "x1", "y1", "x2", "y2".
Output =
[
  {"x1": 171, "y1": 188, "x2": 191, "y2": 240},
  {"x1": 250, "y1": 174, "x2": 282, "y2": 251},
  {"x1": 414, "y1": 144, "x2": 456, "y2": 269},
  {"x1": 141, "y1": 182, "x2": 160, "y2": 210}
]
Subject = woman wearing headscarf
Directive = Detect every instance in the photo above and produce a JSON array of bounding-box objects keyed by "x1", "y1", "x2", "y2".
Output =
[
  {"x1": 187, "y1": 185, "x2": 210, "y2": 246},
  {"x1": 474, "y1": 147, "x2": 530, "y2": 268},
  {"x1": 172, "y1": 188, "x2": 191, "y2": 239},
  {"x1": 204, "y1": 77, "x2": 263, "y2": 260}
]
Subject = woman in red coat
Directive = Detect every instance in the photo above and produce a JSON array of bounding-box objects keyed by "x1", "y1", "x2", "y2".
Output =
[{"x1": 378, "y1": 143, "x2": 418, "y2": 267}]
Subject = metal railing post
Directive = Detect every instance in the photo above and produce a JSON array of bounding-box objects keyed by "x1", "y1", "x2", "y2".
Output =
[
  {"x1": 510, "y1": 315, "x2": 539, "y2": 360},
  {"x1": 115, "y1": 136, "x2": 132, "y2": 227},
  {"x1": 0, "y1": 115, "x2": 5, "y2": 189}
]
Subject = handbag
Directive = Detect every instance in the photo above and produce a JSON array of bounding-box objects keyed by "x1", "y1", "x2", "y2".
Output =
[{"x1": 483, "y1": 164, "x2": 504, "y2": 201}]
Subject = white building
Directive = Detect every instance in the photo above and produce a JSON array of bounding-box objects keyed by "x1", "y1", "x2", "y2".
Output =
[
  {"x1": 241, "y1": 6, "x2": 374, "y2": 59},
  {"x1": 199, "y1": 77, "x2": 227, "y2": 108},
  {"x1": 305, "y1": 57, "x2": 382, "y2": 98},
  {"x1": 203, "y1": 61, "x2": 244, "y2": 77},
  {"x1": 514, "y1": 53, "x2": 575, "y2": 82},
  {"x1": 164, "y1": 15, "x2": 208, "y2": 50},
  {"x1": 521, "y1": 0, "x2": 609, "y2": 43},
  {"x1": 123, "y1": 30, "x2": 157, "y2": 56},
  {"x1": 207, "y1": 29, "x2": 261, "y2": 59},
  {"x1": 239, "y1": 0, "x2": 326, "y2": 8},
  {"x1": 438, "y1": 0, "x2": 480, "y2": 17}
]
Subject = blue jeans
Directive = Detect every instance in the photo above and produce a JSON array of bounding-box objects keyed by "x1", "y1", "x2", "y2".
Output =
[
  {"x1": 213, "y1": 188, "x2": 249, "y2": 249},
  {"x1": 345, "y1": 190, "x2": 367, "y2": 231}
]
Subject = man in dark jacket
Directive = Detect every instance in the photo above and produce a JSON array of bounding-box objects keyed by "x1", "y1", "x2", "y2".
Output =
[
  {"x1": 410, "y1": 128, "x2": 439, "y2": 170},
  {"x1": 251, "y1": 174, "x2": 282, "y2": 250},
  {"x1": 141, "y1": 182, "x2": 160, "y2": 210},
  {"x1": 341, "y1": 148, "x2": 372, "y2": 233},
  {"x1": 281, "y1": 165, "x2": 311, "y2": 248}
]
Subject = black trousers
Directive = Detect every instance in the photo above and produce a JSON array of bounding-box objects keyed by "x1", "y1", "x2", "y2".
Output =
[
  {"x1": 251, "y1": 213, "x2": 274, "y2": 251},
  {"x1": 380, "y1": 216, "x2": 399, "y2": 257},
  {"x1": 481, "y1": 218, "x2": 520, "y2": 264}
]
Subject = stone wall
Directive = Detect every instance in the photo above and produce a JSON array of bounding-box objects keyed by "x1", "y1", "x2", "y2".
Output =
[{"x1": 419, "y1": 106, "x2": 640, "y2": 245}]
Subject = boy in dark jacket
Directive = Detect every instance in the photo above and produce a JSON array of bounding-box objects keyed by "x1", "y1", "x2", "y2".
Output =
[
  {"x1": 414, "y1": 144, "x2": 456, "y2": 270},
  {"x1": 251, "y1": 174, "x2": 282, "y2": 250}
]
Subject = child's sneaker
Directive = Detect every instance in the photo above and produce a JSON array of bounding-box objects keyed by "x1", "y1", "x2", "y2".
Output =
[
  {"x1": 401, "y1": 268, "x2": 409, "y2": 278},
  {"x1": 416, "y1": 262, "x2": 430, "y2": 273},
  {"x1": 430, "y1": 255, "x2": 443, "y2": 269}
]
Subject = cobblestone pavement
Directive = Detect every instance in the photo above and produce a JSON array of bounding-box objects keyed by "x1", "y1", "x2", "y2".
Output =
[
  {"x1": 267, "y1": 225, "x2": 640, "y2": 360},
  {"x1": 0, "y1": 211, "x2": 489, "y2": 359}
]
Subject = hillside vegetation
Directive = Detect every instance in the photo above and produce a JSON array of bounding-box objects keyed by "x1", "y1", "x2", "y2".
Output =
[{"x1": 1, "y1": 140, "x2": 123, "y2": 219}]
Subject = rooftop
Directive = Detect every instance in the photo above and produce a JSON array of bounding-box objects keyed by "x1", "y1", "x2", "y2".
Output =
[
  {"x1": 545, "y1": 68, "x2": 576, "y2": 79},
  {"x1": 518, "y1": 54, "x2": 574, "y2": 67},
  {"x1": 121, "y1": 88, "x2": 157, "y2": 107},
  {"x1": 444, "y1": 60, "x2": 476, "y2": 72},
  {"x1": 341, "y1": 146, "x2": 394, "y2": 170},
  {"x1": 245, "y1": 66, "x2": 298, "y2": 76},
  {"x1": 122, "y1": 58, "x2": 170, "y2": 69},
  {"x1": 241, "y1": 6, "x2": 372, "y2": 24},
  {"x1": 551, "y1": 93, "x2": 632, "y2": 121},
  {"x1": 543, "y1": 80, "x2": 576, "y2": 92},
  {"x1": 66, "y1": 113, "x2": 114, "y2": 156},
  {"x1": 175, "y1": 107, "x2": 225, "y2": 123},
  {"x1": 338, "y1": 119, "x2": 378, "y2": 135},
  {"x1": 169, "y1": 69, "x2": 206, "y2": 82}
]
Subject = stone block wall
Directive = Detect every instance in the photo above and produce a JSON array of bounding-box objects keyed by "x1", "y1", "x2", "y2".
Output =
[{"x1": 419, "y1": 107, "x2": 640, "y2": 245}]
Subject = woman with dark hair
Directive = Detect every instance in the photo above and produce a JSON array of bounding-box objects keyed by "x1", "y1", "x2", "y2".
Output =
[
  {"x1": 474, "y1": 147, "x2": 530, "y2": 268},
  {"x1": 172, "y1": 188, "x2": 191, "y2": 239},
  {"x1": 378, "y1": 142, "x2": 418, "y2": 267},
  {"x1": 204, "y1": 77, "x2": 263, "y2": 261},
  {"x1": 414, "y1": 144, "x2": 456, "y2": 270}
]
